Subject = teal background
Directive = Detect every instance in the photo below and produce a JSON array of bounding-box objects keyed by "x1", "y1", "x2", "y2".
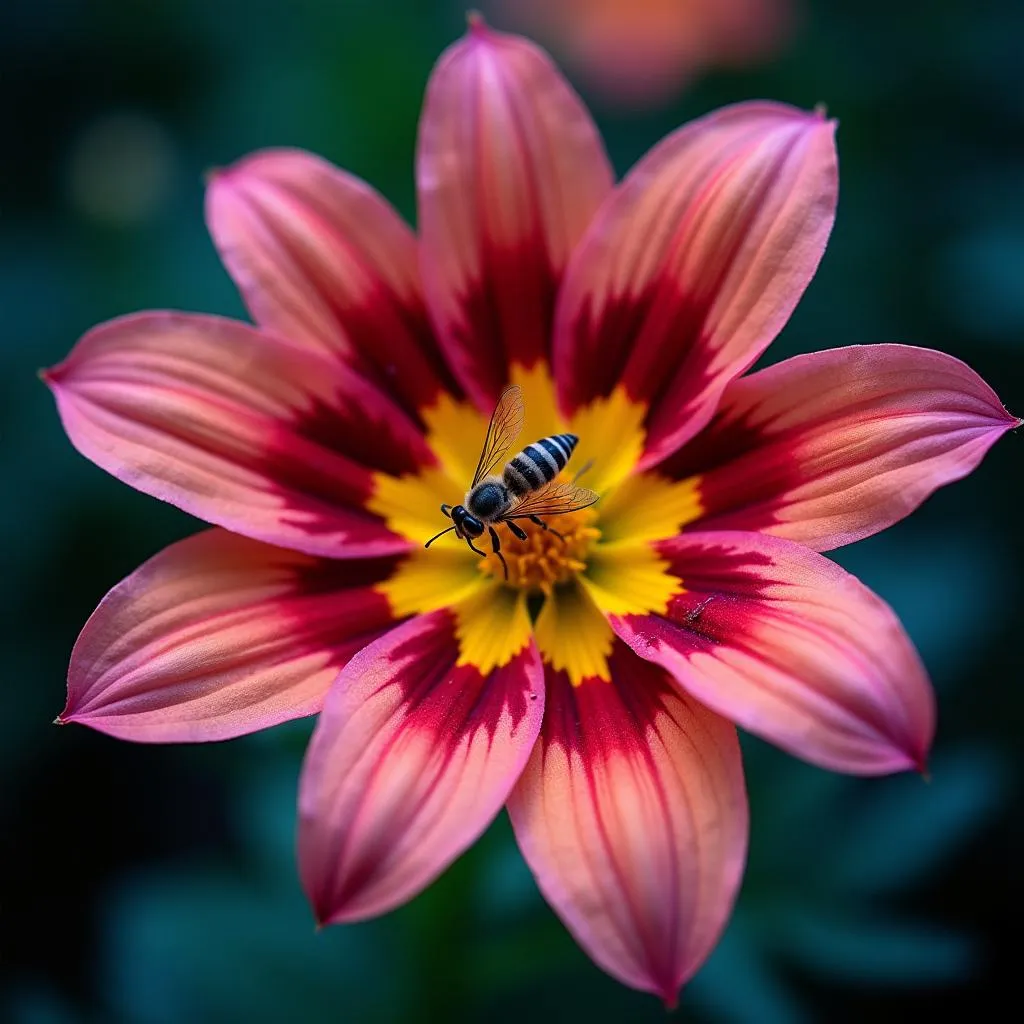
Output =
[{"x1": 2, "y1": 1, "x2": 1022, "y2": 1021}]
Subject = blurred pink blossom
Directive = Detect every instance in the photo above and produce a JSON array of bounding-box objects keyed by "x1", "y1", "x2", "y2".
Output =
[{"x1": 494, "y1": 0, "x2": 794, "y2": 106}]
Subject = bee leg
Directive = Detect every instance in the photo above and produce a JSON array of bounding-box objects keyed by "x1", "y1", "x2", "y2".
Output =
[
  {"x1": 488, "y1": 526, "x2": 509, "y2": 581},
  {"x1": 465, "y1": 537, "x2": 487, "y2": 558},
  {"x1": 528, "y1": 515, "x2": 565, "y2": 541},
  {"x1": 505, "y1": 520, "x2": 529, "y2": 541}
]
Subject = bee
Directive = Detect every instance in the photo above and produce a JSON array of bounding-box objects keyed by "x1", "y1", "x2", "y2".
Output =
[{"x1": 425, "y1": 385, "x2": 598, "y2": 580}]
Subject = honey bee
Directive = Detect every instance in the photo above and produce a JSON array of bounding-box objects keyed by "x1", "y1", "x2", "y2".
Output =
[{"x1": 425, "y1": 385, "x2": 598, "y2": 579}]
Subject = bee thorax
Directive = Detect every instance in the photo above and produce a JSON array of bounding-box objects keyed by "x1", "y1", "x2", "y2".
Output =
[{"x1": 466, "y1": 480, "x2": 510, "y2": 520}]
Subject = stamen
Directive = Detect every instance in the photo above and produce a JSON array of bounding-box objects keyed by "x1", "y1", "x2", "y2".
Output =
[{"x1": 477, "y1": 506, "x2": 601, "y2": 593}]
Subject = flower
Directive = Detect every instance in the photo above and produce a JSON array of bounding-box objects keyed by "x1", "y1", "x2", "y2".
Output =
[
  {"x1": 45, "y1": 17, "x2": 1015, "y2": 1007},
  {"x1": 492, "y1": 0, "x2": 793, "y2": 106}
]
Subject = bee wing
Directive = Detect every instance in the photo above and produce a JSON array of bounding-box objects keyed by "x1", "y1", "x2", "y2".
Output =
[
  {"x1": 472, "y1": 385, "x2": 525, "y2": 486},
  {"x1": 506, "y1": 481, "x2": 599, "y2": 519}
]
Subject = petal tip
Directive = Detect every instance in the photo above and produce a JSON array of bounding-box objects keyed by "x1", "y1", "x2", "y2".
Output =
[
  {"x1": 859, "y1": 698, "x2": 934, "y2": 778},
  {"x1": 777, "y1": 103, "x2": 837, "y2": 145},
  {"x1": 304, "y1": 888, "x2": 336, "y2": 929},
  {"x1": 462, "y1": 9, "x2": 506, "y2": 52},
  {"x1": 654, "y1": 975, "x2": 684, "y2": 1009},
  {"x1": 56, "y1": 704, "x2": 87, "y2": 728},
  {"x1": 985, "y1": 405, "x2": 1021, "y2": 431},
  {"x1": 39, "y1": 363, "x2": 64, "y2": 388},
  {"x1": 812, "y1": 101, "x2": 838, "y2": 129},
  {"x1": 807, "y1": 107, "x2": 839, "y2": 138},
  {"x1": 56, "y1": 695, "x2": 79, "y2": 724},
  {"x1": 204, "y1": 153, "x2": 269, "y2": 198},
  {"x1": 204, "y1": 161, "x2": 241, "y2": 197},
  {"x1": 306, "y1": 890, "x2": 367, "y2": 929},
  {"x1": 55, "y1": 707, "x2": 86, "y2": 727},
  {"x1": 985, "y1": 397, "x2": 1019, "y2": 432},
  {"x1": 890, "y1": 735, "x2": 932, "y2": 778}
]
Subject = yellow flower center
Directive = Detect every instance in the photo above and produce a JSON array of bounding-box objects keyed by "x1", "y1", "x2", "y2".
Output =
[
  {"x1": 477, "y1": 507, "x2": 601, "y2": 594},
  {"x1": 366, "y1": 363, "x2": 708, "y2": 684}
]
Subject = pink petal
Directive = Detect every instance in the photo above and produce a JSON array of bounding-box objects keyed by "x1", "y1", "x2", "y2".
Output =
[
  {"x1": 298, "y1": 609, "x2": 544, "y2": 923},
  {"x1": 44, "y1": 312, "x2": 433, "y2": 557},
  {"x1": 417, "y1": 17, "x2": 614, "y2": 405},
  {"x1": 507, "y1": 644, "x2": 747, "y2": 1005},
  {"x1": 608, "y1": 531, "x2": 935, "y2": 775},
  {"x1": 61, "y1": 529, "x2": 399, "y2": 742},
  {"x1": 206, "y1": 149, "x2": 457, "y2": 415},
  {"x1": 662, "y1": 344, "x2": 1018, "y2": 550},
  {"x1": 554, "y1": 101, "x2": 837, "y2": 466}
]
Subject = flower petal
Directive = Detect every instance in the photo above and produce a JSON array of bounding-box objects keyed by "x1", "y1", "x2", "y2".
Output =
[
  {"x1": 507, "y1": 644, "x2": 747, "y2": 1005},
  {"x1": 298, "y1": 609, "x2": 544, "y2": 924},
  {"x1": 61, "y1": 529, "x2": 399, "y2": 741},
  {"x1": 417, "y1": 17, "x2": 614, "y2": 405},
  {"x1": 661, "y1": 344, "x2": 1019, "y2": 550},
  {"x1": 554, "y1": 101, "x2": 837, "y2": 467},
  {"x1": 206, "y1": 149, "x2": 457, "y2": 415},
  {"x1": 607, "y1": 531, "x2": 935, "y2": 774},
  {"x1": 45, "y1": 312, "x2": 433, "y2": 557}
]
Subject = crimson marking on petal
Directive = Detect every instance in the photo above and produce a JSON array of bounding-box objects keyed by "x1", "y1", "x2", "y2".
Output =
[
  {"x1": 553, "y1": 103, "x2": 837, "y2": 466},
  {"x1": 370, "y1": 612, "x2": 537, "y2": 736},
  {"x1": 279, "y1": 354, "x2": 436, "y2": 478},
  {"x1": 660, "y1": 344, "x2": 1020, "y2": 550},
  {"x1": 417, "y1": 23, "x2": 613, "y2": 407},
  {"x1": 45, "y1": 311, "x2": 439, "y2": 556},
  {"x1": 267, "y1": 374, "x2": 440, "y2": 542},
  {"x1": 561, "y1": 281, "x2": 655, "y2": 407},
  {"x1": 299, "y1": 610, "x2": 544, "y2": 924},
  {"x1": 508, "y1": 643, "x2": 748, "y2": 1003},
  {"x1": 286, "y1": 554, "x2": 405, "y2": 669},
  {"x1": 658, "y1": 377, "x2": 802, "y2": 533},
  {"x1": 61, "y1": 530, "x2": 403, "y2": 742},
  {"x1": 539, "y1": 651, "x2": 680, "y2": 758},
  {"x1": 612, "y1": 532, "x2": 935, "y2": 775},
  {"x1": 207, "y1": 149, "x2": 462, "y2": 418},
  {"x1": 284, "y1": 276, "x2": 461, "y2": 417},
  {"x1": 443, "y1": 240, "x2": 560, "y2": 406}
]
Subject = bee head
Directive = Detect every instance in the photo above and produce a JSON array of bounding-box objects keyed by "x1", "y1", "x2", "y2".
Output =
[{"x1": 451, "y1": 505, "x2": 484, "y2": 538}]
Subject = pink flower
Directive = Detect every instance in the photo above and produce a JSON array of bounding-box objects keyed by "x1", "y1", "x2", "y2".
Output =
[
  {"x1": 44, "y1": 18, "x2": 1015, "y2": 1007},
  {"x1": 492, "y1": 0, "x2": 793, "y2": 106}
]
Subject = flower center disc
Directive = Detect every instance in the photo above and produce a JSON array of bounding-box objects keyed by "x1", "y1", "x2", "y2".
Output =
[{"x1": 479, "y1": 508, "x2": 601, "y2": 594}]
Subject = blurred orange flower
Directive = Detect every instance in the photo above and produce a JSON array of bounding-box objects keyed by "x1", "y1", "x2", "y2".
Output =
[{"x1": 495, "y1": 0, "x2": 793, "y2": 106}]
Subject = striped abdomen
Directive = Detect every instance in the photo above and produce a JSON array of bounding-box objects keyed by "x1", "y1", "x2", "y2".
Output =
[{"x1": 503, "y1": 433, "x2": 578, "y2": 497}]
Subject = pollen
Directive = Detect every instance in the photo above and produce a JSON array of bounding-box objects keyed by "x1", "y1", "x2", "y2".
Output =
[{"x1": 479, "y1": 507, "x2": 601, "y2": 594}]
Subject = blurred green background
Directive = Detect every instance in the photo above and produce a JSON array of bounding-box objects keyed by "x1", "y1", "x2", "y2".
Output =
[{"x1": 3, "y1": 0, "x2": 1022, "y2": 1021}]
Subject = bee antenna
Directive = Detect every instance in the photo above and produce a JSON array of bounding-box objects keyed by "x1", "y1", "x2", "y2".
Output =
[
  {"x1": 425, "y1": 526, "x2": 457, "y2": 548},
  {"x1": 573, "y1": 458, "x2": 595, "y2": 482}
]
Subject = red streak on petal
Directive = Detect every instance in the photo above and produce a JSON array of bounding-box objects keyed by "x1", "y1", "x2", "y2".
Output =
[
  {"x1": 376, "y1": 613, "x2": 535, "y2": 736},
  {"x1": 444, "y1": 239, "x2": 559, "y2": 404}
]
